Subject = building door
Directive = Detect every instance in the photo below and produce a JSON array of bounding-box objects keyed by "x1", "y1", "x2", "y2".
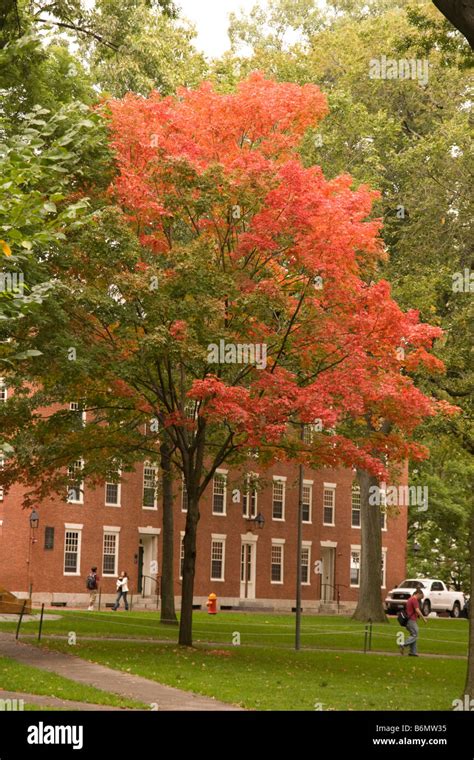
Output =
[
  {"x1": 320, "y1": 546, "x2": 335, "y2": 601},
  {"x1": 137, "y1": 543, "x2": 144, "y2": 594},
  {"x1": 240, "y1": 542, "x2": 256, "y2": 599}
]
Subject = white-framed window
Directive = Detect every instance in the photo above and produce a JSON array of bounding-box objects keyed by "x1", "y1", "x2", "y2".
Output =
[
  {"x1": 0, "y1": 455, "x2": 4, "y2": 501},
  {"x1": 212, "y1": 471, "x2": 227, "y2": 515},
  {"x1": 381, "y1": 548, "x2": 387, "y2": 588},
  {"x1": 301, "y1": 542, "x2": 311, "y2": 585},
  {"x1": 0, "y1": 379, "x2": 7, "y2": 403},
  {"x1": 105, "y1": 471, "x2": 121, "y2": 507},
  {"x1": 272, "y1": 477, "x2": 286, "y2": 520},
  {"x1": 64, "y1": 528, "x2": 82, "y2": 575},
  {"x1": 242, "y1": 473, "x2": 258, "y2": 518},
  {"x1": 303, "y1": 420, "x2": 321, "y2": 445},
  {"x1": 380, "y1": 508, "x2": 387, "y2": 531},
  {"x1": 181, "y1": 476, "x2": 188, "y2": 512},
  {"x1": 143, "y1": 462, "x2": 158, "y2": 509},
  {"x1": 69, "y1": 401, "x2": 86, "y2": 426},
  {"x1": 179, "y1": 532, "x2": 185, "y2": 579},
  {"x1": 102, "y1": 531, "x2": 119, "y2": 576},
  {"x1": 350, "y1": 546, "x2": 361, "y2": 587},
  {"x1": 302, "y1": 481, "x2": 313, "y2": 523},
  {"x1": 271, "y1": 541, "x2": 284, "y2": 583},
  {"x1": 351, "y1": 485, "x2": 361, "y2": 528},
  {"x1": 210, "y1": 536, "x2": 226, "y2": 581},
  {"x1": 67, "y1": 460, "x2": 84, "y2": 504},
  {"x1": 323, "y1": 485, "x2": 336, "y2": 525}
]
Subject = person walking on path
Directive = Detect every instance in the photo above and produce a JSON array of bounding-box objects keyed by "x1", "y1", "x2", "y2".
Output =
[
  {"x1": 400, "y1": 588, "x2": 427, "y2": 656},
  {"x1": 112, "y1": 571, "x2": 129, "y2": 611},
  {"x1": 86, "y1": 567, "x2": 100, "y2": 611}
]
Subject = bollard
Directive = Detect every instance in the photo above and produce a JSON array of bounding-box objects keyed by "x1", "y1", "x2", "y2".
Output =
[
  {"x1": 16, "y1": 599, "x2": 28, "y2": 640},
  {"x1": 37, "y1": 603, "x2": 45, "y2": 642}
]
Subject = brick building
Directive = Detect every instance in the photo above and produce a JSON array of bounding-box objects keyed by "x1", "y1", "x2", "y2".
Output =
[{"x1": 0, "y1": 440, "x2": 408, "y2": 613}]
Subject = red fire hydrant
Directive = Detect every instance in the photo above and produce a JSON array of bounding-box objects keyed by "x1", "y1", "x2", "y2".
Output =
[{"x1": 207, "y1": 592, "x2": 217, "y2": 615}]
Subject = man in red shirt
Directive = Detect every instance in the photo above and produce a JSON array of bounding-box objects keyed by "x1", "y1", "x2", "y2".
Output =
[{"x1": 400, "y1": 588, "x2": 428, "y2": 656}]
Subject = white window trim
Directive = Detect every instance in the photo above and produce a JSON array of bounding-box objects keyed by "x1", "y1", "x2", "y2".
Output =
[
  {"x1": 351, "y1": 485, "x2": 361, "y2": 529},
  {"x1": 102, "y1": 529, "x2": 120, "y2": 578},
  {"x1": 179, "y1": 530, "x2": 185, "y2": 580},
  {"x1": 323, "y1": 485, "x2": 336, "y2": 526},
  {"x1": 350, "y1": 544, "x2": 361, "y2": 588},
  {"x1": 272, "y1": 476, "x2": 286, "y2": 521},
  {"x1": 302, "y1": 479, "x2": 313, "y2": 523},
  {"x1": 381, "y1": 547, "x2": 387, "y2": 589},
  {"x1": 271, "y1": 540, "x2": 284, "y2": 584},
  {"x1": 212, "y1": 470, "x2": 227, "y2": 516},
  {"x1": 242, "y1": 473, "x2": 259, "y2": 519},
  {"x1": 0, "y1": 455, "x2": 4, "y2": 501},
  {"x1": 105, "y1": 471, "x2": 122, "y2": 507},
  {"x1": 210, "y1": 535, "x2": 226, "y2": 582},
  {"x1": 301, "y1": 540, "x2": 312, "y2": 586},
  {"x1": 142, "y1": 461, "x2": 158, "y2": 510},
  {"x1": 381, "y1": 509, "x2": 388, "y2": 532},
  {"x1": 63, "y1": 527, "x2": 82, "y2": 576},
  {"x1": 0, "y1": 378, "x2": 7, "y2": 403}
]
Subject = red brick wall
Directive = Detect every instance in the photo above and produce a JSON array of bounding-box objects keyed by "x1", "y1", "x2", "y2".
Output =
[{"x1": 0, "y1": 458, "x2": 408, "y2": 606}]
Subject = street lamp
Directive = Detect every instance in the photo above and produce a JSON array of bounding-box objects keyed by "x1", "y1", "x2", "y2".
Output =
[{"x1": 27, "y1": 509, "x2": 40, "y2": 600}]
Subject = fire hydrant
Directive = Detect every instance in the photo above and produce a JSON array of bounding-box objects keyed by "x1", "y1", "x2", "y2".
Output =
[{"x1": 207, "y1": 592, "x2": 217, "y2": 615}]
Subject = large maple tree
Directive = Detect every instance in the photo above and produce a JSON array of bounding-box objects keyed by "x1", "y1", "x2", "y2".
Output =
[{"x1": 1, "y1": 74, "x2": 453, "y2": 645}]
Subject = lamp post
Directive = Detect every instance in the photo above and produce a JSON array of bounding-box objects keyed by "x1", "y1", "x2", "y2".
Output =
[
  {"x1": 26, "y1": 509, "x2": 39, "y2": 600},
  {"x1": 295, "y1": 423, "x2": 305, "y2": 651}
]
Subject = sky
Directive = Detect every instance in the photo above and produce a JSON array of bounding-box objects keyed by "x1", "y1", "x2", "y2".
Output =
[{"x1": 176, "y1": 0, "x2": 265, "y2": 58}]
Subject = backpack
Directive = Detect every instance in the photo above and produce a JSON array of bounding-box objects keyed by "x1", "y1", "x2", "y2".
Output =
[
  {"x1": 397, "y1": 609, "x2": 409, "y2": 627},
  {"x1": 86, "y1": 573, "x2": 96, "y2": 590}
]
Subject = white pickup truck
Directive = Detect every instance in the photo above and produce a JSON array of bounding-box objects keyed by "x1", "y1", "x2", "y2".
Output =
[{"x1": 384, "y1": 578, "x2": 465, "y2": 618}]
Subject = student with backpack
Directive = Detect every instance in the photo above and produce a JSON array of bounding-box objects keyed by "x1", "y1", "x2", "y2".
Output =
[
  {"x1": 112, "y1": 571, "x2": 129, "y2": 611},
  {"x1": 398, "y1": 588, "x2": 428, "y2": 656},
  {"x1": 86, "y1": 567, "x2": 100, "y2": 611}
]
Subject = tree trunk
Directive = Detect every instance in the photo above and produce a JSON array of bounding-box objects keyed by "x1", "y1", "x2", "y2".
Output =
[
  {"x1": 352, "y1": 469, "x2": 387, "y2": 622},
  {"x1": 464, "y1": 506, "x2": 474, "y2": 697},
  {"x1": 432, "y1": 1, "x2": 474, "y2": 49},
  {"x1": 178, "y1": 491, "x2": 200, "y2": 646},
  {"x1": 159, "y1": 438, "x2": 178, "y2": 625}
]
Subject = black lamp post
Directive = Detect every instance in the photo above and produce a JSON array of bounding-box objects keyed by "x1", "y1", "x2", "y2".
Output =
[{"x1": 27, "y1": 509, "x2": 40, "y2": 600}]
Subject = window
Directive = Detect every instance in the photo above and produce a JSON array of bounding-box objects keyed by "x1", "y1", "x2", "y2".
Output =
[
  {"x1": 143, "y1": 463, "x2": 158, "y2": 509},
  {"x1": 272, "y1": 478, "x2": 286, "y2": 520},
  {"x1": 69, "y1": 401, "x2": 86, "y2": 426},
  {"x1": 102, "y1": 532, "x2": 119, "y2": 576},
  {"x1": 64, "y1": 529, "x2": 81, "y2": 575},
  {"x1": 350, "y1": 549, "x2": 361, "y2": 587},
  {"x1": 242, "y1": 474, "x2": 258, "y2": 518},
  {"x1": 211, "y1": 538, "x2": 225, "y2": 581},
  {"x1": 67, "y1": 460, "x2": 84, "y2": 504},
  {"x1": 0, "y1": 455, "x2": 4, "y2": 501},
  {"x1": 0, "y1": 379, "x2": 7, "y2": 403},
  {"x1": 301, "y1": 544, "x2": 311, "y2": 585},
  {"x1": 380, "y1": 508, "x2": 387, "y2": 531},
  {"x1": 303, "y1": 420, "x2": 321, "y2": 444},
  {"x1": 271, "y1": 543, "x2": 284, "y2": 583},
  {"x1": 105, "y1": 471, "x2": 121, "y2": 506},
  {"x1": 179, "y1": 533, "x2": 185, "y2": 579},
  {"x1": 44, "y1": 527, "x2": 54, "y2": 550},
  {"x1": 323, "y1": 486, "x2": 335, "y2": 525},
  {"x1": 212, "y1": 472, "x2": 227, "y2": 515},
  {"x1": 381, "y1": 549, "x2": 387, "y2": 589},
  {"x1": 181, "y1": 477, "x2": 188, "y2": 512},
  {"x1": 431, "y1": 581, "x2": 444, "y2": 592},
  {"x1": 351, "y1": 485, "x2": 361, "y2": 528},
  {"x1": 302, "y1": 482, "x2": 312, "y2": 523}
]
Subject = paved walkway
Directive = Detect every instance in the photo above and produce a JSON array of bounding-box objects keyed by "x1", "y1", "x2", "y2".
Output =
[{"x1": 0, "y1": 633, "x2": 242, "y2": 711}]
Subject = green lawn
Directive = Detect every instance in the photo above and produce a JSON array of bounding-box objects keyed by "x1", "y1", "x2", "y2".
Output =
[
  {"x1": 0, "y1": 655, "x2": 146, "y2": 709},
  {"x1": 3, "y1": 609, "x2": 466, "y2": 711},
  {"x1": 32, "y1": 637, "x2": 466, "y2": 711},
  {"x1": 5, "y1": 608, "x2": 468, "y2": 657}
]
